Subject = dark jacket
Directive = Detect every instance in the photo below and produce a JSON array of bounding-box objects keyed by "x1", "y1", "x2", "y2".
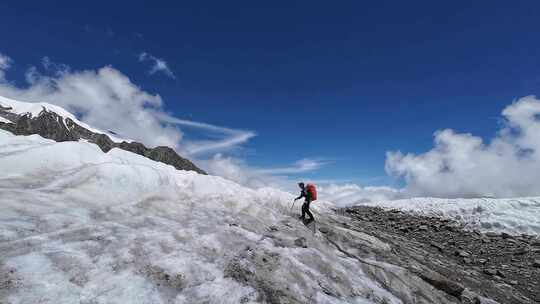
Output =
[{"x1": 295, "y1": 188, "x2": 312, "y2": 201}]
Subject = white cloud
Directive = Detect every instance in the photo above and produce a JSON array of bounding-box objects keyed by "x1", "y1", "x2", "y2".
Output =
[
  {"x1": 257, "y1": 158, "x2": 329, "y2": 175},
  {"x1": 199, "y1": 156, "x2": 329, "y2": 191},
  {"x1": 0, "y1": 53, "x2": 12, "y2": 81},
  {"x1": 138, "y1": 52, "x2": 175, "y2": 79},
  {"x1": 0, "y1": 54, "x2": 251, "y2": 156},
  {"x1": 386, "y1": 95, "x2": 540, "y2": 198},
  {"x1": 317, "y1": 183, "x2": 406, "y2": 207},
  {"x1": 41, "y1": 56, "x2": 70, "y2": 74},
  {"x1": 156, "y1": 114, "x2": 256, "y2": 156},
  {"x1": 198, "y1": 154, "x2": 407, "y2": 204},
  {"x1": 199, "y1": 154, "x2": 287, "y2": 189}
]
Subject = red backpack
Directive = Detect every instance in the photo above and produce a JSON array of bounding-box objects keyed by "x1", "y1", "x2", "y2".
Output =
[{"x1": 306, "y1": 183, "x2": 317, "y2": 201}]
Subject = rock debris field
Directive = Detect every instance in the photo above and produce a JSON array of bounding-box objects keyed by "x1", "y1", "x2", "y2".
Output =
[{"x1": 340, "y1": 206, "x2": 540, "y2": 303}]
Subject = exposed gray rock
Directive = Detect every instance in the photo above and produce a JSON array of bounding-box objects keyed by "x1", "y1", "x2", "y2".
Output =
[
  {"x1": 318, "y1": 227, "x2": 330, "y2": 234},
  {"x1": 486, "y1": 232, "x2": 499, "y2": 238},
  {"x1": 0, "y1": 264, "x2": 21, "y2": 296},
  {"x1": 455, "y1": 250, "x2": 470, "y2": 258},
  {"x1": 430, "y1": 242, "x2": 444, "y2": 252},
  {"x1": 294, "y1": 237, "x2": 307, "y2": 248},
  {"x1": 501, "y1": 232, "x2": 512, "y2": 239},
  {"x1": 475, "y1": 295, "x2": 501, "y2": 304},
  {"x1": 460, "y1": 288, "x2": 478, "y2": 304},
  {"x1": 224, "y1": 247, "x2": 302, "y2": 304},
  {"x1": 483, "y1": 268, "x2": 497, "y2": 276},
  {"x1": 462, "y1": 289, "x2": 501, "y2": 304},
  {"x1": 418, "y1": 269, "x2": 464, "y2": 298},
  {"x1": 138, "y1": 264, "x2": 185, "y2": 290},
  {"x1": 514, "y1": 247, "x2": 529, "y2": 255}
]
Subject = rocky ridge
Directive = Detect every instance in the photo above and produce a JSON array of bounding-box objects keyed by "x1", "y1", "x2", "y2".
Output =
[{"x1": 0, "y1": 104, "x2": 206, "y2": 174}]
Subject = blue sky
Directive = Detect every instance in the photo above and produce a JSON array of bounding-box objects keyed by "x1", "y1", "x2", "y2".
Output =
[{"x1": 1, "y1": 1, "x2": 540, "y2": 189}]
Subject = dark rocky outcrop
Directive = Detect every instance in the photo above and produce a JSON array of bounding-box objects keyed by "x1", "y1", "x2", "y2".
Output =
[
  {"x1": 417, "y1": 269, "x2": 464, "y2": 298},
  {"x1": 0, "y1": 106, "x2": 206, "y2": 174}
]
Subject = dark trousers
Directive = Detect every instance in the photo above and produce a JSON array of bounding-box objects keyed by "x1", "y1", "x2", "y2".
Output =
[{"x1": 301, "y1": 199, "x2": 314, "y2": 220}]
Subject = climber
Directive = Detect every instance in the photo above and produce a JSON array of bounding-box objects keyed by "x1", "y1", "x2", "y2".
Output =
[{"x1": 294, "y1": 182, "x2": 317, "y2": 223}]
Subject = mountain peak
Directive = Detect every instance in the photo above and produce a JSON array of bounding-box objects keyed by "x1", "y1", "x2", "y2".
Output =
[{"x1": 0, "y1": 95, "x2": 205, "y2": 174}]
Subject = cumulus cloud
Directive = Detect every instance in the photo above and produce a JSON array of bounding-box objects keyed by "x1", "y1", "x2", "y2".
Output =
[
  {"x1": 0, "y1": 53, "x2": 12, "y2": 81},
  {"x1": 138, "y1": 52, "x2": 175, "y2": 79},
  {"x1": 386, "y1": 95, "x2": 540, "y2": 198},
  {"x1": 0, "y1": 54, "x2": 251, "y2": 155}
]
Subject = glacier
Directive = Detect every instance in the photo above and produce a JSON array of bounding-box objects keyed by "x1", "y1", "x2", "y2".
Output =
[{"x1": 1, "y1": 129, "x2": 458, "y2": 304}]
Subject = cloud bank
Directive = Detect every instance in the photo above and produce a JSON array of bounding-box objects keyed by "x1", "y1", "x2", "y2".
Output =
[
  {"x1": 386, "y1": 96, "x2": 540, "y2": 198},
  {"x1": 0, "y1": 54, "x2": 250, "y2": 156},
  {"x1": 138, "y1": 52, "x2": 175, "y2": 79}
]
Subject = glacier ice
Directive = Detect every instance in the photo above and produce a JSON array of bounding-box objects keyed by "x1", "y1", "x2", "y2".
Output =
[{"x1": 0, "y1": 130, "x2": 427, "y2": 303}]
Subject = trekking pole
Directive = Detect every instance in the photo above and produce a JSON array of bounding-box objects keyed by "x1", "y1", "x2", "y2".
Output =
[{"x1": 290, "y1": 199, "x2": 296, "y2": 213}]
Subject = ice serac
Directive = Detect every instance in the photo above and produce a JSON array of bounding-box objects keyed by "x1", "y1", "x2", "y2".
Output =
[{"x1": 0, "y1": 95, "x2": 205, "y2": 175}]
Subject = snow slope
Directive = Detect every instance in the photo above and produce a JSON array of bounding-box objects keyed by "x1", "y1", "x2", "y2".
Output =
[
  {"x1": 361, "y1": 197, "x2": 540, "y2": 235},
  {"x1": 0, "y1": 95, "x2": 129, "y2": 142},
  {"x1": 1, "y1": 130, "x2": 439, "y2": 304}
]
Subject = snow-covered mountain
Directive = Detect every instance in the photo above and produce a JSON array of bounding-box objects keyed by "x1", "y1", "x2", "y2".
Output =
[{"x1": 0, "y1": 96, "x2": 205, "y2": 174}]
